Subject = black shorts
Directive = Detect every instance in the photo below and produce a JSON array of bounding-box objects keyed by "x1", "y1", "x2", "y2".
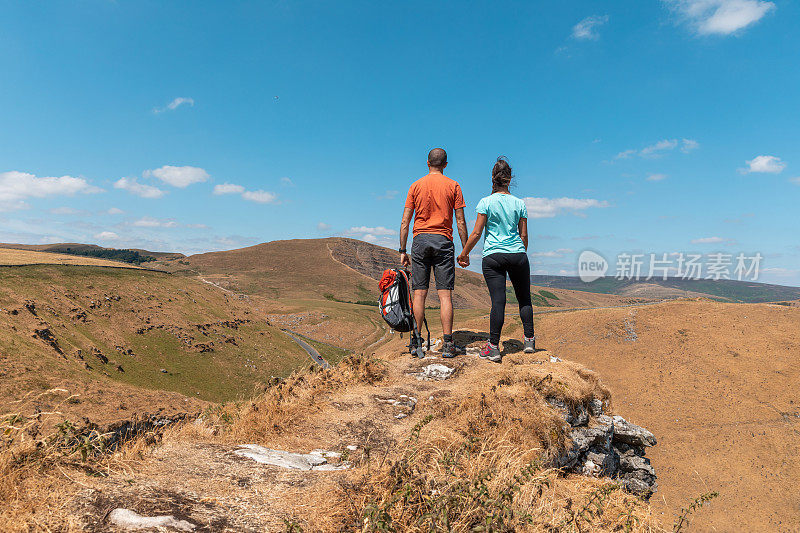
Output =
[{"x1": 411, "y1": 233, "x2": 455, "y2": 291}]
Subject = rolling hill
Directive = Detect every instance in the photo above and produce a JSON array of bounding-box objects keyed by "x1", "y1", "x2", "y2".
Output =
[
  {"x1": 531, "y1": 275, "x2": 800, "y2": 303},
  {"x1": 160, "y1": 237, "x2": 637, "y2": 310}
]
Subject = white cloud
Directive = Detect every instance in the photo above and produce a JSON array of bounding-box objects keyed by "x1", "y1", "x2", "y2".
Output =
[
  {"x1": 213, "y1": 183, "x2": 246, "y2": 195},
  {"x1": 346, "y1": 226, "x2": 397, "y2": 236},
  {"x1": 106, "y1": 207, "x2": 124, "y2": 215},
  {"x1": 132, "y1": 216, "x2": 178, "y2": 228},
  {"x1": 343, "y1": 225, "x2": 398, "y2": 246},
  {"x1": 572, "y1": 15, "x2": 609, "y2": 40},
  {"x1": 144, "y1": 165, "x2": 209, "y2": 188},
  {"x1": 213, "y1": 182, "x2": 278, "y2": 204},
  {"x1": 640, "y1": 139, "x2": 678, "y2": 157},
  {"x1": 691, "y1": 236, "x2": 725, "y2": 244},
  {"x1": 522, "y1": 197, "x2": 610, "y2": 218},
  {"x1": 317, "y1": 222, "x2": 332, "y2": 231},
  {"x1": 647, "y1": 173, "x2": 668, "y2": 181},
  {"x1": 615, "y1": 138, "x2": 699, "y2": 160},
  {"x1": 665, "y1": 0, "x2": 775, "y2": 35},
  {"x1": 242, "y1": 190, "x2": 278, "y2": 204},
  {"x1": 0, "y1": 171, "x2": 102, "y2": 210},
  {"x1": 94, "y1": 231, "x2": 120, "y2": 241},
  {"x1": 740, "y1": 155, "x2": 786, "y2": 174},
  {"x1": 114, "y1": 177, "x2": 166, "y2": 199},
  {"x1": 531, "y1": 248, "x2": 574, "y2": 258},
  {"x1": 153, "y1": 97, "x2": 194, "y2": 114},
  {"x1": 378, "y1": 190, "x2": 399, "y2": 200},
  {"x1": 50, "y1": 206, "x2": 86, "y2": 215},
  {"x1": 280, "y1": 177, "x2": 294, "y2": 186},
  {"x1": 681, "y1": 138, "x2": 700, "y2": 153}
]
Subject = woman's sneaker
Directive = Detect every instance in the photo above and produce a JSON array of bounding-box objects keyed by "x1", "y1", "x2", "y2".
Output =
[
  {"x1": 479, "y1": 341, "x2": 502, "y2": 363},
  {"x1": 524, "y1": 336, "x2": 536, "y2": 353}
]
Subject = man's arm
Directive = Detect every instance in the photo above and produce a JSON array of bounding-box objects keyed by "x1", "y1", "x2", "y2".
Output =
[
  {"x1": 454, "y1": 207, "x2": 468, "y2": 248},
  {"x1": 457, "y1": 214, "x2": 487, "y2": 267},
  {"x1": 399, "y1": 207, "x2": 413, "y2": 267}
]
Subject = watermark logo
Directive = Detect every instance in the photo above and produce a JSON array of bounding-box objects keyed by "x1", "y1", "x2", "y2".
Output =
[{"x1": 578, "y1": 250, "x2": 608, "y2": 282}]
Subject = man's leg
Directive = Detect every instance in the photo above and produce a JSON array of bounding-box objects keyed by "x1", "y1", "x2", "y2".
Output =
[
  {"x1": 413, "y1": 289, "x2": 428, "y2": 334},
  {"x1": 437, "y1": 289, "x2": 453, "y2": 335}
]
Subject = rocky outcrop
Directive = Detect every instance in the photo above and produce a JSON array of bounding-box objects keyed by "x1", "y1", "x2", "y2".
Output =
[{"x1": 549, "y1": 398, "x2": 658, "y2": 498}]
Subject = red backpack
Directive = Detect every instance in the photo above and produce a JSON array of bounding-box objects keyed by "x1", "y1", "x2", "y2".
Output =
[{"x1": 378, "y1": 269, "x2": 429, "y2": 352}]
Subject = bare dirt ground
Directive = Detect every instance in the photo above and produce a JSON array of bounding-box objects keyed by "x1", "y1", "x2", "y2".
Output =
[{"x1": 499, "y1": 299, "x2": 799, "y2": 532}]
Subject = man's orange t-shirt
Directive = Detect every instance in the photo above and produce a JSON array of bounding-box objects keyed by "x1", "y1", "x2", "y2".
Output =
[{"x1": 404, "y1": 173, "x2": 466, "y2": 241}]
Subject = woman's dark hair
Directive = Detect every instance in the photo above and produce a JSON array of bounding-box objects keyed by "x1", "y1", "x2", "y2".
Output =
[{"x1": 492, "y1": 156, "x2": 513, "y2": 193}]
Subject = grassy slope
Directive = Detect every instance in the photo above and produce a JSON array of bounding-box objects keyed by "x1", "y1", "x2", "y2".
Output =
[{"x1": 0, "y1": 265, "x2": 311, "y2": 411}]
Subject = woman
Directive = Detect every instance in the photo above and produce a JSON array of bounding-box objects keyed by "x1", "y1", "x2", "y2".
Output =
[{"x1": 457, "y1": 157, "x2": 535, "y2": 363}]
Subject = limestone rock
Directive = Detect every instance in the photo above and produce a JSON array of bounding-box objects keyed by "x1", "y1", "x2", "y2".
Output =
[
  {"x1": 588, "y1": 398, "x2": 604, "y2": 417},
  {"x1": 109, "y1": 508, "x2": 195, "y2": 531},
  {"x1": 233, "y1": 444, "x2": 350, "y2": 471},
  {"x1": 417, "y1": 364, "x2": 454, "y2": 381},
  {"x1": 611, "y1": 415, "x2": 657, "y2": 447}
]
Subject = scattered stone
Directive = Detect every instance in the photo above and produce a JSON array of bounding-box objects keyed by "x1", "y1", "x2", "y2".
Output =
[
  {"x1": 160, "y1": 369, "x2": 168, "y2": 373},
  {"x1": 108, "y1": 508, "x2": 195, "y2": 531},
  {"x1": 588, "y1": 398, "x2": 604, "y2": 417},
  {"x1": 233, "y1": 444, "x2": 350, "y2": 471},
  {"x1": 32, "y1": 327, "x2": 63, "y2": 354},
  {"x1": 417, "y1": 364, "x2": 454, "y2": 381}
]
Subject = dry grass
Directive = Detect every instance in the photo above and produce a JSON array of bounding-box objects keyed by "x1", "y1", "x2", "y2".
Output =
[
  {"x1": 0, "y1": 390, "x2": 160, "y2": 531},
  {"x1": 171, "y1": 353, "x2": 659, "y2": 532}
]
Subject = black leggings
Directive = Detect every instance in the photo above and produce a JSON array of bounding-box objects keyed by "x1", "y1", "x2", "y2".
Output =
[{"x1": 482, "y1": 252, "x2": 535, "y2": 345}]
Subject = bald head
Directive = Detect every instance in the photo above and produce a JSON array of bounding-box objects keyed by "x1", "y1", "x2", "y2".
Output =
[{"x1": 427, "y1": 148, "x2": 447, "y2": 170}]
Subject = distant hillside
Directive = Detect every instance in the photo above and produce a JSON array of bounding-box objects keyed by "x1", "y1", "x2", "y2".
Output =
[
  {"x1": 161, "y1": 238, "x2": 638, "y2": 310},
  {"x1": 0, "y1": 242, "x2": 184, "y2": 264},
  {"x1": 531, "y1": 275, "x2": 800, "y2": 303},
  {"x1": 0, "y1": 264, "x2": 319, "y2": 423}
]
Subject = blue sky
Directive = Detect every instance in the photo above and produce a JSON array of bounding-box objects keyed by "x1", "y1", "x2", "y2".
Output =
[{"x1": 1, "y1": 1, "x2": 798, "y2": 285}]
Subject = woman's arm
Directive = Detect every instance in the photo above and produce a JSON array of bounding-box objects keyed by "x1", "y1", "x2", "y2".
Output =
[
  {"x1": 518, "y1": 217, "x2": 528, "y2": 250},
  {"x1": 457, "y1": 214, "x2": 487, "y2": 266}
]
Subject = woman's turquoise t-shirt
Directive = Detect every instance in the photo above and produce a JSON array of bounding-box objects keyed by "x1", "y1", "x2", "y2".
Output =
[{"x1": 476, "y1": 193, "x2": 528, "y2": 257}]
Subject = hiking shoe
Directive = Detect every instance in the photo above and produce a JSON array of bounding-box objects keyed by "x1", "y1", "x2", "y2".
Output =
[
  {"x1": 524, "y1": 336, "x2": 536, "y2": 353},
  {"x1": 441, "y1": 340, "x2": 457, "y2": 358},
  {"x1": 409, "y1": 335, "x2": 425, "y2": 359},
  {"x1": 479, "y1": 341, "x2": 502, "y2": 363}
]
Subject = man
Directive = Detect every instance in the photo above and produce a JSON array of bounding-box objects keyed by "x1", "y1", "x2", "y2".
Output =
[{"x1": 399, "y1": 148, "x2": 469, "y2": 358}]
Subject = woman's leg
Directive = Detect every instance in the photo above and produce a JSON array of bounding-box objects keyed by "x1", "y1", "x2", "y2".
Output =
[
  {"x1": 482, "y1": 254, "x2": 507, "y2": 346},
  {"x1": 508, "y1": 253, "x2": 535, "y2": 339}
]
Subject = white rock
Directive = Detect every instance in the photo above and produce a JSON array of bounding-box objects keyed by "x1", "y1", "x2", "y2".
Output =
[
  {"x1": 233, "y1": 444, "x2": 327, "y2": 471},
  {"x1": 309, "y1": 449, "x2": 341, "y2": 459},
  {"x1": 418, "y1": 363, "x2": 454, "y2": 381},
  {"x1": 346, "y1": 445, "x2": 358, "y2": 451},
  {"x1": 109, "y1": 508, "x2": 195, "y2": 531},
  {"x1": 549, "y1": 355, "x2": 563, "y2": 363}
]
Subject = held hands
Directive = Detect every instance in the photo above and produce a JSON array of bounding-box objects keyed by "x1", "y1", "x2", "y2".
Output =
[
  {"x1": 457, "y1": 253, "x2": 470, "y2": 268},
  {"x1": 400, "y1": 252, "x2": 410, "y2": 268}
]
